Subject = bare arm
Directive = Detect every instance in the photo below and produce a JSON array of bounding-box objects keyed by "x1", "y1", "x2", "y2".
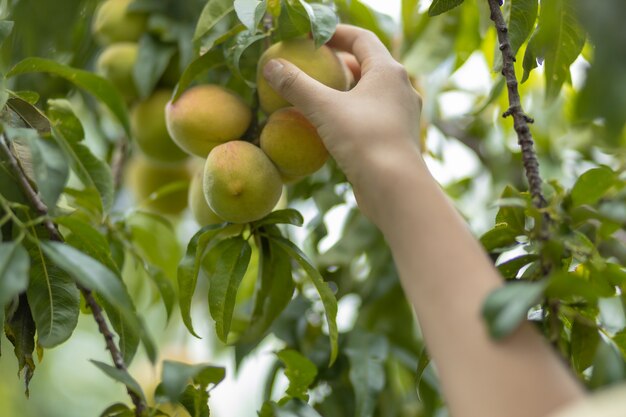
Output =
[{"x1": 263, "y1": 24, "x2": 585, "y2": 417}]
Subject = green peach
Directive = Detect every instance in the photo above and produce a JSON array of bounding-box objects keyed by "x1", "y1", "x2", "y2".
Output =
[
  {"x1": 131, "y1": 89, "x2": 188, "y2": 163},
  {"x1": 92, "y1": 0, "x2": 147, "y2": 45}
]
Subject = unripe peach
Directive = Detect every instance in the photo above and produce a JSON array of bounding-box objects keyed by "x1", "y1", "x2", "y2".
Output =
[
  {"x1": 126, "y1": 156, "x2": 190, "y2": 215},
  {"x1": 165, "y1": 85, "x2": 252, "y2": 158},
  {"x1": 260, "y1": 107, "x2": 328, "y2": 181},
  {"x1": 203, "y1": 141, "x2": 282, "y2": 223},
  {"x1": 131, "y1": 89, "x2": 187, "y2": 163},
  {"x1": 92, "y1": 0, "x2": 147, "y2": 45},
  {"x1": 257, "y1": 38, "x2": 348, "y2": 114},
  {"x1": 96, "y1": 42, "x2": 138, "y2": 102},
  {"x1": 188, "y1": 167, "x2": 224, "y2": 226}
]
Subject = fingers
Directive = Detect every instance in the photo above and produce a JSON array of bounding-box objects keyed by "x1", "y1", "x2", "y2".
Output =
[
  {"x1": 327, "y1": 24, "x2": 393, "y2": 72},
  {"x1": 262, "y1": 58, "x2": 334, "y2": 113},
  {"x1": 337, "y1": 52, "x2": 361, "y2": 83}
]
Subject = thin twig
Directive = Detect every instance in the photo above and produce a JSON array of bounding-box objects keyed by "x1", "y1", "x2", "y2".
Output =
[
  {"x1": 111, "y1": 137, "x2": 129, "y2": 191},
  {"x1": 0, "y1": 133, "x2": 146, "y2": 417},
  {"x1": 487, "y1": 0, "x2": 547, "y2": 213}
]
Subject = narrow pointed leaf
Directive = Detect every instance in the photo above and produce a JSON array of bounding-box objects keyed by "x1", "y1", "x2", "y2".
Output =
[
  {"x1": 206, "y1": 237, "x2": 252, "y2": 342},
  {"x1": 269, "y1": 236, "x2": 338, "y2": 365},
  {"x1": 40, "y1": 241, "x2": 156, "y2": 363},
  {"x1": 178, "y1": 224, "x2": 228, "y2": 337},
  {"x1": 276, "y1": 349, "x2": 318, "y2": 401},
  {"x1": 428, "y1": 0, "x2": 464, "y2": 16},
  {"x1": 482, "y1": 281, "x2": 547, "y2": 339},
  {"x1": 345, "y1": 332, "x2": 389, "y2": 417},
  {"x1": 91, "y1": 360, "x2": 146, "y2": 401},
  {"x1": 25, "y1": 238, "x2": 80, "y2": 348},
  {"x1": 0, "y1": 241, "x2": 30, "y2": 328},
  {"x1": 7, "y1": 57, "x2": 129, "y2": 133}
]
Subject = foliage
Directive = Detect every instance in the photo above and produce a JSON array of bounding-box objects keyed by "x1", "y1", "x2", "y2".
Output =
[{"x1": 1, "y1": 0, "x2": 625, "y2": 416}]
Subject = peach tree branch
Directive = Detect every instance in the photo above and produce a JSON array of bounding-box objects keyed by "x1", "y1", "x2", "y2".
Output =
[
  {"x1": 0, "y1": 133, "x2": 147, "y2": 417},
  {"x1": 487, "y1": 0, "x2": 547, "y2": 211}
]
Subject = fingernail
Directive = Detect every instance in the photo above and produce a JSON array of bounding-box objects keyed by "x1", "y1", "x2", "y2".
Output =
[{"x1": 263, "y1": 59, "x2": 284, "y2": 79}]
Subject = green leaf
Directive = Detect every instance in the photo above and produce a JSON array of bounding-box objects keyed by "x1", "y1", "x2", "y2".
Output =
[
  {"x1": 177, "y1": 385, "x2": 210, "y2": 417},
  {"x1": 545, "y1": 271, "x2": 613, "y2": 301},
  {"x1": 590, "y1": 340, "x2": 625, "y2": 388},
  {"x1": 253, "y1": 209, "x2": 304, "y2": 228},
  {"x1": 226, "y1": 29, "x2": 269, "y2": 86},
  {"x1": 571, "y1": 167, "x2": 617, "y2": 207},
  {"x1": 428, "y1": 0, "x2": 464, "y2": 17},
  {"x1": 40, "y1": 241, "x2": 157, "y2": 363},
  {"x1": 206, "y1": 236, "x2": 252, "y2": 342},
  {"x1": 134, "y1": 36, "x2": 177, "y2": 99},
  {"x1": 260, "y1": 399, "x2": 323, "y2": 417},
  {"x1": 242, "y1": 232, "x2": 295, "y2": 341},
  {"x1": 194, "y1": 0, "x2": 235, "y2": 41},
  {"x1": 345, "y1": 332, "x2": 388, "y2": 417},
  {"x1": 276, "y1": 0, "x2": 311, "y2": 41},
  {"x1": 496, "y1": 0, "x2": 538, "y2": 70},
  {"x1": 4, "y1": 295, "x2": 36, "y2": 394},
  {"x1": 497, "y1": 254, "x2": 538, "y2": 279},
  {"x1": 521, "y1": 0, "x2": 585, "y2": 99},
  {"x1": 574, "y1": 0, "x2": 626, "y2": 142},
  {"x1": 0, "y1": 241, "x2": 30, "y2": 327},
  {"x1": 495, "y1": 186, "x2": 527, "y2": 233},
  {"x1": 126, "y1": 211, "x2": 182, "y2": 280},
  {"x1": 24, "y1": 237, "x2": 80, "y2": 348},
  {"x1": 48, "y1": 100, "x2": 114, "y2": 214},
  {"x1": 99, "y1": 403, "x2": 133, "y2": 417},
  {"x1": 571, "y1": 319, "x2": 600, "y2": 373},
  {"x1": 148, "y1": 267, "x2": 176, "y2": 322},
  {"x1": 7, "y1": 57, "x2": 129, "y2": 134},
  {"x1": 234, "y1": 0, "x2": 267, "y2": 32},
  {"x1": 91, "y1": 360, "x2": 146, "y2": 402},
  {"x1": 178, "y1": 224, "x2": 228, "y2": 337},
  {"x1": 172, "y1": 49, "x2": 225, "y2": 101},
  {"x1": 6, "y1": 95, "x2": 51, "y2": 134},
  {"x1": 276, "y1": 349, "x2": 318, "y2": 402},
  {"x1": 482, "y1": 281, "x2": 546, "y2": 340},
  {"x1": 17, "y1": 129, "x2": 69, "y2": 209},
  {"x1": 507, "y1": 0, "x2": 538, "y2": 58},
  {"x1": 270, "y1": 236, "x2": 338, "y2": 366},
  {"x1": 298, "y1": 2, "x2": 339, "y2": 48},
  {"x1": 480, "y1": 223, "x2": 520, "y2": 252},
  {"x1": 612, "y1": 329, "x2": 626, "y2": 360},
  {"x1": 55, "y1": 216, "x2": 140, "y2": 364},
  {"x1": 57, "y1": 216, "x2": 119, "y2": 272},
  {"x1": 161, "y1": 360, "x2": 225, "y2": 402}
]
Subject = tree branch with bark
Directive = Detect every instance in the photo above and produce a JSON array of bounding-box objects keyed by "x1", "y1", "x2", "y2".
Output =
[{"x1": 486, "y1": 0, "x2": 547, "y2": 211}]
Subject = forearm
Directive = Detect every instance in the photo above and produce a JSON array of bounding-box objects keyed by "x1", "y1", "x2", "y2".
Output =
[{"x1": 359, "y1": 146, "x2": 584, "y2": 417}]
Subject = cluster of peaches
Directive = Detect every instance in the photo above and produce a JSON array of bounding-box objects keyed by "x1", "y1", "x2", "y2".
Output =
[{"x1": 94, "y1": 0, "x2": 349, "y2": 225}]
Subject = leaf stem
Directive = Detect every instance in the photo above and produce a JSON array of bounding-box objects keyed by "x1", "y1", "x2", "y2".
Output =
[{"x1": 0, "y1": 133, "x2": 147, "y2": 417}]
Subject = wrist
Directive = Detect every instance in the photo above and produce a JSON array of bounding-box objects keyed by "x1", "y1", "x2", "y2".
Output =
[{"x1": 349, "y1": 142, "x2": 432, "y2": 228}]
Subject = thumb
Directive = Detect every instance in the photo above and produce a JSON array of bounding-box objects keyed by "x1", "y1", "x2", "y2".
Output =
[{"x1": 262, "y1": 59, "x2": 333, "y2": 113}]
